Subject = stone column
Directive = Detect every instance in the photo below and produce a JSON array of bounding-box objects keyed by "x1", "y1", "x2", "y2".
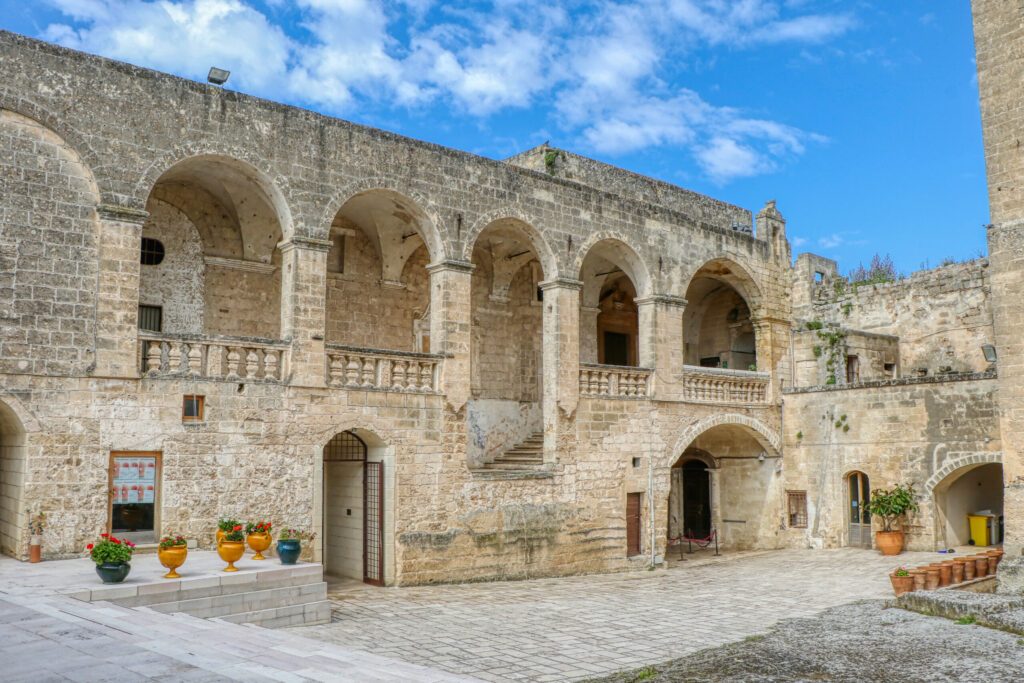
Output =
[
  {"x1": 752, "y1": 317, "x2": 791, "y2": 400},
  {"x1": 973, "y1": 0, "x2": 1024, "y2": 583},
  {"x1": 579, "y1": 305, "x2": 600, "y2": 364},
  {"x1": 540, "y1": 278, "x2": 582, "y2": 457},
  {"x1": 635, "y1": 295, "x2": 686, "y2": 401},
  {"x1": 279, "y1": 237, "x2": 331, "y2": 388},
  {"x1": 94, "y1": 204, "x2": 148, "y2": 379},
  {"x1": 428, "y1": 259, "x2": 475, "y2": 411}
]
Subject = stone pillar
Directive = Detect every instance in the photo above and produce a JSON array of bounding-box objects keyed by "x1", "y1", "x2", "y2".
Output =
[
  {"x1": 279, "y1": 237, "x2": 331, "y2": 388},
  {"x1": 94, "y1": 204, "x2": 148, "y2": 379},
  {"x1": 428, "y1": 259, "x2": 475, "y2": 411},
  {"x1": 540, "y1": 278, "x2": 582, "y2": 457},
  {"x1": 973, "y1": 0, "x2": 1024, "y2": 586},
  {"x1": 579, "y1": 306, "x2": 600, "y2": 364},
  {"x1": 753, "y1": 317, "x2": 791, "y2": 400},
  {"x1": 635, "y1": 295, "x2": 686, "y2": 401}
]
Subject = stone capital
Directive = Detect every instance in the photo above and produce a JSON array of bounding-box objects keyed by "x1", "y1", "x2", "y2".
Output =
[
  {"x1": 426, "y1": 259, "x2": 476, "y2": 275},
  {"x1": 634, "y1": 294, "x2": 687, "y2": 309},
  {"x1": 539, "y1": 277, "x2": 584, "y2": 292},
  {"x1": 278, "y1": 237, "x2": 332, "y2": 253},
  {"x1": 96, "y1": 203, "x2": 149, "y2": 224}
]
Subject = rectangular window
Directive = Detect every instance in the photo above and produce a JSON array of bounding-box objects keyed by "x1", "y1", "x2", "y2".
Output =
[
  {"x1": 884, "y1": 362, "x2": 896, "y2": 377},
  {"x1": 626, "y1": 492, "x2": 642, "y2": 557},
  {"x1": 787, "y1": 490, "x2": 808, "y2": 528},
  {"x1": 138, "y1": 304, "x2": 162, "y2": 332},
  {"x1": 846, "y1": 355, "x2": 860, "y2": 384},
  {"x1": 182, "y1": 395, "x2": 204, "y2": 422}
]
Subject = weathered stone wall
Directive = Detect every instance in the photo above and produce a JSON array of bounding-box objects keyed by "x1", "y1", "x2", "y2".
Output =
[
  {"x1": 781, "y1": 373, "x2": 1000, "y2": 551},
  {"x1": 139, "y1": 199, "x2": 205, "y2": 335}
]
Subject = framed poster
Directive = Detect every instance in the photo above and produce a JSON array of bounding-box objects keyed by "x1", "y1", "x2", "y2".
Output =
[{"x1": 108, "y1": 451, "x2": 161, "y2": 545}]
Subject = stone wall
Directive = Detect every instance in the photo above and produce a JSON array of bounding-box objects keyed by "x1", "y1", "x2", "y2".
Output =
[{"x1": 781, "y1": 373, "x2": 1000, "y2": 551}]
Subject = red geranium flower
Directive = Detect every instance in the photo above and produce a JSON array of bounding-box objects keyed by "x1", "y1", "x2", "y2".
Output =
[
  {"x1": 86, "y1": 543, "x2": 93, "y2": 550},
  {"x1": 112, "y1": 538, "x2": 120, "y2": 544},
  {"x1": 100, "y1": 533, "x2": 109, "y2": 538},
  {"x1": 233, "y1": 525, "x2": 242, "y2": 531}
]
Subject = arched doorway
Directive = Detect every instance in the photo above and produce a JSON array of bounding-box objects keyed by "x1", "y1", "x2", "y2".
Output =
[
  {"x1": 669, "y1": 456, "x2": 713, "y2": 540},
  {"x1": 847, "y1": 471, "x2": 872, "y2": 548},
  {"x1": 683, "y1": 260, "x2": 760, "y2": 370},
  {"x1": 0, "y1": 400, "x2": 27, "y2": 558},
  {"x1": 578, "y1": 239, "x2": 651, "y2": 367},
  {"x1": 933, "y1": 463, "x2": 1004, "y2": 547},
  {"x1": 322, "y1": 431, "x2": 392, "y2": 586}
]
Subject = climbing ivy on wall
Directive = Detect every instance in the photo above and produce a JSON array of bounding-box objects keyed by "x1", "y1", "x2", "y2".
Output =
[{"x1": 815, "y1": 325, "x2": 846, "y2": 386}]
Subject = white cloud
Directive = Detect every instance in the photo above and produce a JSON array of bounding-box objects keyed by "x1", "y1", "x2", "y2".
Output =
[
  {"x1": 792, "y1": 236, "x2": 808, "y2": 247},
  {"x1": 38, "y1": 0, "x2": 853, "y2": 183},
  {"x1": 819, "y1": 234, "x2": 844, "y2": 248}
]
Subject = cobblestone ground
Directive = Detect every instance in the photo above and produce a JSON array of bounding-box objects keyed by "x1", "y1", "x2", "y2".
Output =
[
  {"x1": 293, "y1": 548, "x2": 957, "y2": 682},
  {"x1": 587, "y1": 601, "x2": 1024, "y2": 683}
]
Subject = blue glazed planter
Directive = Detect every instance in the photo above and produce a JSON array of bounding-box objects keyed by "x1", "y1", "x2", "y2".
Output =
[
  {"x1": 95, "y1": 561, "x2": 131, "y2": 583},
  {"x1": 277, "y1": 539, "x2": 301, "y2": 565}
]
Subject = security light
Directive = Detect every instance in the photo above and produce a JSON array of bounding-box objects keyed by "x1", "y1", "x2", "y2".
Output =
[
  {"x1": 758, "y1": 452, "x2": 766, "y2": 462},
  {"x1": 207, "y1": 67, "x2": 230, "y2": 85},
  {"x1": 981, "y1": 344, "x2": 998, "y2": 363}
]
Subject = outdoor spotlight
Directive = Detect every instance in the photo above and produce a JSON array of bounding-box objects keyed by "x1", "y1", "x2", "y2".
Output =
[
  {"x1": 758, "y1": 452, "x2": 766, "y2": 462},
  {"x1": 207, "y1": 67, "x2": 230, "y2": 85},
  {"x1": 981, "y1": 343, "x2": 998, "y2": 363}
]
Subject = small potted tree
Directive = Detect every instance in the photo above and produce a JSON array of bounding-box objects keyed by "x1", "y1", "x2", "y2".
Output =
[
  {"x1": 158, "y1": 533, "x2": 188, "y2": 578},
  {"x1": 28, "y1": 511, "x2": 45, "y2": 563},
  {"x1": 277, "y1": 528, "x2": 314, "y2": 565},
  {"x1": 87, "y1": 533, "x2": 136, "y2": 583},
  {"x1": 217, "y1": 524, "x2": 246, "y2": 572},
  {"x1": 866, "y1": 483, "x2": 919, "y2": 555},
  {"x1": 245, "y1": 521, "x2": 273, "y2": 560},
  {"x1": 889, "y1": 566, "x2": 913, "y2": 596}
]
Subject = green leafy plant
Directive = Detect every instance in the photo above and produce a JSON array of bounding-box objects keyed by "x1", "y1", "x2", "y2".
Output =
[
  {"x1": 158, "y1": 534, "x2": 187, "y2": 550},
  {"x1": 805, "y1": 320, "x2": 824, "y2": 331},
  {"x1": 747, "y1": 364, "x2": 757, "y2": 371},
  {"x1": 894, "y1": 566, "x2": 909, "y2": 577},
  {"x1": 279, "y1": 528, "x2": 316, "y2": 542},
  {"x1": 28, "y1": 511, "x2": 45, "y2": 536},
  {"x1": 631, "y1": 667, "x2": 658, "y2": 682},
  {"x1": 222, "y1": 524, "x2": 245, "y2": 542},
  {"x1": 218, "y1": 517, "x2": 241, "y2": 532},
  {"x1": 246, "y1": 520, "x2": 273, "y2": 536},
  {"x1": 865, "y1": 483, "x2": 919, "y2": 532},
  {"x1": 955, "y1": 615, "x2": 977, "y2": 625},
  {"x1": 87, "y1": 534, "x2": 135, "y2": 564},
  {"x1": 841, "y1": 302, "x2": 853, "y2": 317},
  {"x1": 796, "y1": 431, "x2": 803, "y2": 440},
  {"x1": 812, "y1": 345, "x2": 823, "y2": 358}
]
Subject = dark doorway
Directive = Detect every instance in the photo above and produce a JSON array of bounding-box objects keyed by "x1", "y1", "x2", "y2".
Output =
[
  {"x1": 626, "y1": 492, "x2": 642, "y2": 556},
  {"x1": 682, "y1": 460, "x2": 711, "y2": 538},
  {"x1": 847, "y1": 471, "x2": 872, "y2": 548},
  {"x1": 604, "y1": 331, "x2": 630, "y2": 366}
]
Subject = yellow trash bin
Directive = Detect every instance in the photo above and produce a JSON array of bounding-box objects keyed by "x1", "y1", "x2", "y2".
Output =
[{"x1": 968, "y1": 514, "x2": 992, "y2": 547}]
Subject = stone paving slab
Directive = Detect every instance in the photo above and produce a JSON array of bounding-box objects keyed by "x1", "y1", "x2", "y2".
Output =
[{"x1": 294, "y1": 548, "x2": 972, "y2": 682}]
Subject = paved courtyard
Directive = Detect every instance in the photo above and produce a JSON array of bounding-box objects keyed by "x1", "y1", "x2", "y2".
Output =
[{"x1": 294, "y1": 547, "x2": 962, "y2": 682}]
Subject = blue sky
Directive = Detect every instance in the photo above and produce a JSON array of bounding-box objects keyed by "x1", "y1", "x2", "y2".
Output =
[{"x1": 0, "y1": 1, "x2": 988, "y2": 275}]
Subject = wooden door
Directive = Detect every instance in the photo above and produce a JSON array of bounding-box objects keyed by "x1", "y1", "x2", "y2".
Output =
[
  {"x1": 847, "y1": 472, "x2": 872, "y2": 548},
  {"x1": 626, "y1": 492, "x2": 642, "y2": 557}
]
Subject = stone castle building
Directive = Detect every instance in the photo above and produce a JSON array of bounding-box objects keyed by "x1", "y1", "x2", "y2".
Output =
[{"x1": 0, "y1": 7, "x2": 1021, "y2": 586}]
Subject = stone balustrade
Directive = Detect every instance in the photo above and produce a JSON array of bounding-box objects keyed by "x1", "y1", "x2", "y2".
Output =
[
  {"x1": 139, "y1": 333, "x2": 289, "y2": 381},
  {"x1": 326, "y1": 344, "x2": 442, "y2": 393},
  {"x1": 682, "y1": 365, "x2": 770, "y2": 404},
  {"x1": 578, "y1": 363, "x2": 653, "y2": 398}
]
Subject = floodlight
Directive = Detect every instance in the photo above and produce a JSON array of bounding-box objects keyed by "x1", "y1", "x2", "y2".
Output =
[
  {"x1": 207, "y1": 67, "x2": 230, "y2": 85},
  {"x1": 981, "y1": 344, "x2": 997, "y2": 363}
]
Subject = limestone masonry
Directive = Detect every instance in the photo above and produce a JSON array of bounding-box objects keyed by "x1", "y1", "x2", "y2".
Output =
[{"x1": 0, "y1": 6, "x2": 1021, "y2": 587}]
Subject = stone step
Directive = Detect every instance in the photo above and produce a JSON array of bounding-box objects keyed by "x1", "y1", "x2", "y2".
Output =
[
  {"x1": 215, "y1": 599, "x2": 331, "y2": 628},
  {"x1": 486, "y1": 461, "x2": 544, "y2": 469},
  {"x1": 495, "y1": 453, "x2": 543, "y2": 461},
  {"x1": 146, "y1": 581, "x2": 328, "y2": 620}
]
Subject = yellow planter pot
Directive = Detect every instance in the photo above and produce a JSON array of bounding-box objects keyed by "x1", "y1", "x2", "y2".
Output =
[
  {"x1": 158, "y1": 545, "x2": 188, "y2": 579},
  {"x1": 216, "y1": 529, "x2": 226, "y2": 546},
  {"x1": 247, "y1": 532, "x2": 272, "y2": 560},
  {"x1": 217, "y1": 540, "x2": 245, "y2": 572}
]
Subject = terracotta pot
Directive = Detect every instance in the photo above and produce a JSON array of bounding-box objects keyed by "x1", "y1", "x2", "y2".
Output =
[
  {"x1": 875, "y1": 530, "x2": 905, "y2": 556},
  {"x1": 217, "y1": 540, "x2": 245, "y2": 572},
  {"x1": 986, "y1": 550, "x2": 1004, "y2": 571},
  {"x1": 29, "y1": 543, "x2": 41, "y2": 563},
  {"x1": 937, "y1": 563, "x2": 952, "y2": 588},
  {"x1": 890, "y1": 573, "x2": 914, "y2": 597},
  {"x1": 974, "y1": 556, "x2": 989, "y2": 577},
  {"x1": 963, "y1": 558, "x2": 976, "y2": 581},
  {"x1": 909, "y1": 570, "x2": 927, "y2": 591},
  {"x1": 924, "y1": 569, "x2": 940, "y2": 590},
  {"x1": 951, "y1": 560, "x2": 964, "y2": 584},
  {"x1": 158, "y1": 544, "x2": 188, "y2": 579},
  {"x1": 246, "y1": 532, "x2": 272, "y2": 561}
]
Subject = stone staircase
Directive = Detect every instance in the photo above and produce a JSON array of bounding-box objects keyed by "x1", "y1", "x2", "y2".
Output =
[
  {"x1": 474, "y1": 432, "x2": 550, "y2": 478},
  {"x1": 69, "y1": 562, "x2": 330, "y2": 628}
]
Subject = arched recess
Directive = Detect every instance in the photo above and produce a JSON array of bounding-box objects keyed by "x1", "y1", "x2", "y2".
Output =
[
  {"x1": 324, "y1": 189, "x2": 439, "y2": 352},
  {"x1": 466, "y1": 217, "x2": 551, "y2": 465},
  {"x1": 319, "y1": 428, "x2": 396, "y2": 586},
  {"x1": 0, "y1": 108, "x2": 102, "y2": 376},
  {"x1": 927, "y1": 452, "x2": 1004, "y2": 548},
  {"x1": 578, "y1": 237, "x2": 653, "y2": 367},
  {"x1": 140, "y1": 155, "x2": 290, "y2": 338},
  {"x1": 462, "y1": 208, "x2": 558, "y2": 279},
  {"x1": 0, "y1": 396, "x2": 33, "y2": 559},
  {"x1": 683, "y1": 258, "x2": 763, "y2": 370},
  {"x1": 666, "y1": 414, "x2": 782, "y2": 550}
]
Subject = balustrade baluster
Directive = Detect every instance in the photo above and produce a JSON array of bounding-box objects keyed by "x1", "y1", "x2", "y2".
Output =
[
  {"x1": 187, "y1": 344, "x2": 202, "y2": 376},
  {"x1": 264, "y1": 350, "x2": 279, "y2": 380},
  {"x1": 419, "y1": 362, "x2": 433, "y2": 391},
  {"x1": 391, "y1": 360, "x2": 407, "y2": 389},
  {"x1": 245, "y1": 349, "x2": 259, "y2": 378},
  {"x1": 361, "y1": 357, "x2": 376, "y2": 388},
  {"x1": 344, "y1": 356, "x2": 361, "y2": 386},
  {"x1": 145, "y1": 341, "x2": 162, "y2": 375}
]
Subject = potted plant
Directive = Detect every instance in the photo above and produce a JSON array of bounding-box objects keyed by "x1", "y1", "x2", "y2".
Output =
[
  {"x1": 158, "y1": 533, "x2": 188, "y2": 579},
  {"x1": 216, "y1": 517, "x2": 241, "y2": 546},
  {"x1": 889, "y1": 566, "x2": 913, "y2": 596},
  {"x1": 217, "y1": 524, "x2": 246, "y2": 572},
  {"x1": 865, "y1": 483, "x2": 918, "y2": 555},
  {"x1": 245, "y1": 521, "x2": 273, "y2": 560},
  {"x1": 28, "y1": 511, "x2": 45, "y2": 563},
  {"x1": 87, "y1": 533, "x2": 136, "y2": 583},
  {"x1": 277, "y1": 528, "x2": 314, "y2": 565}
]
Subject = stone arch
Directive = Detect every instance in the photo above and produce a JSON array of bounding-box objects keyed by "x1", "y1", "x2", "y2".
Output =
[
  {"x1": 462, "y1": 208, "x2": 558, "y2": 279},
  {"x1": 573, "y1": 232, "x2": 653, "y2": 300},
  {"x1": 319, "y1": 178, "x2": 446, "y2": 262},
  {"x1": 0, "y1": 394, "x2": 35, "y2": 559},
  {"x1": 135, "y1": 150, "x2": 295, "y2": 240},
  {"x1": 667, "y1": 412, "x2": 781, "y2": 467},
  {"x1": 683, "y1": 257, "x2": 764, "y2": 313},
  {"x1": 673, "y1": 447, "x2": 719, "y2": 470},
  {"x1": 0, "y1": 97, "x2": 106, "y2": 203},
  {"x1": 924, "y1": 451, "x2": 1003, "y2": 496}
]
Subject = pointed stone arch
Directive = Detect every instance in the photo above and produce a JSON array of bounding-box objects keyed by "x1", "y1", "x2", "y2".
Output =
[{"x1": 667, "y1": 412, "x2": 781, "y2": 467}]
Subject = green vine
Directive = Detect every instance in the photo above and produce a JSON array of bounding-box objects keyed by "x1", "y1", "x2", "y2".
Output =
[
  {"x1": 544, "y1": 148, "x2": 562, "y2": 174},
  {"x1": 816, "y1": 326, "x2": 846, "y2": 386}
]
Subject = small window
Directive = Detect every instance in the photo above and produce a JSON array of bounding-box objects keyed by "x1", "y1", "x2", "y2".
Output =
[
  {"x1": 328, "y1": 232, "x2": 346, "y2": 274},
  {"x1": 813, "y1": 271, "x2": 824, "y2": 284},
  {"x1": 883, "y1": 362, "x2": 896, "y2": 377},
  {"x1": 846, "y1": 355, "x2": 860, "y2": 384},
  {"x1": 182, "y1": 395, "x2": 204, "y2": 422},
  {"x1": 140, "y1": 238, "x2": 165, "y2": 266},
  {"x1": 536, "y1": 286, "x2": 544, "y2": 302},
  {"x1": 632, "y1": 457, "x2": 641, "y2": 468},
  {"x1": 138, "y1": 305, "x2": 162, "y2": 332},
  {"x1": 787, "y1": 491, "x2": 808, "y2": 528}
]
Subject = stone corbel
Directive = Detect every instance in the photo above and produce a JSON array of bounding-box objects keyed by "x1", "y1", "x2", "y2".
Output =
[{"x1": 97, "y1": 203, "x2": 149, "y2": 224}]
